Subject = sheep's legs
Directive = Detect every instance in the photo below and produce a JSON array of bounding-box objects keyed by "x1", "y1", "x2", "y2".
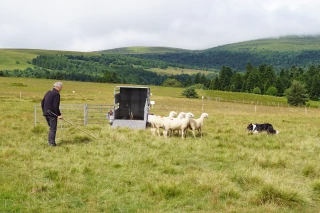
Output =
[
  {"x1": 150, "y1": 127, "x2": 156, "y2": 136},
  {"x1": 163, "y1": 130, "x2": 168, "y2": 138},
  {"x1": 181, "y1": 128, "x2": 187, "y2": 139},
  {"x1": 192, "y1": 130, "x2": 196, "y2": 138}
]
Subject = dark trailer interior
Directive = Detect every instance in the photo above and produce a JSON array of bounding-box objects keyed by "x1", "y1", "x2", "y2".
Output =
[{"x1": 112, "y1": 86, "x2": 150, "y2": 129}]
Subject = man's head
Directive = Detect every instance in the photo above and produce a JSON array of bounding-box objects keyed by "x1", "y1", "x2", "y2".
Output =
[{"x1": 53, "y1": 82, "x2": 63, "y2": 92}]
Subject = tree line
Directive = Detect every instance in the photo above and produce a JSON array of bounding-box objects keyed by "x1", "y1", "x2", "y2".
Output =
[
  {"x1": 0, "y1": 53, "x2": 319, "y2": 102},
  {"x1": 133, "y1": 50, "x2": 320, "y2": 71},
  {"x1": 208, "y1": 63, "x2": 320, "y2": 101},
  {"x1": 0, "y1": 54, "x2": 211, "y2": 86}
]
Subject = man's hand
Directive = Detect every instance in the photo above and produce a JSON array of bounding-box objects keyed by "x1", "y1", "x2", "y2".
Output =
[{"x1": 58, "y1": 115, "x2": 63, "y2": 120}]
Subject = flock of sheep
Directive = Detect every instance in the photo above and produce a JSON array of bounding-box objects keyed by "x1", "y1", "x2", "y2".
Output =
[{"x1": 147, "y1": 111, "x2": 209, "y2": 139}]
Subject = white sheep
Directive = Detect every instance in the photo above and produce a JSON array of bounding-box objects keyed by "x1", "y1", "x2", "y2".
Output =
[
  {"x1": 176, "y1": 112, "x2": 186, "y2": 119},
  {"x1": 162, "y1": 112, "x2": 194, "y2": 139},
  {"x1": 188, "y1": 112, "x2": 209, "y2": 138},
  {"x1": 148, "y1": 111, "x2": 177, "y2": 136},
  {"x1": 181, "y1": 112, "x2": 195, "y2": 139},
  {"x1": 169, "y1": 112, "x2": 186, "y2": 136}
]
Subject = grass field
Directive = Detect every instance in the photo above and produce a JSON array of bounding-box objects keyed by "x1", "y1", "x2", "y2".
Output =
[
  {"x1": 0, "y1": 49, "x2": 98, "y2": 71},
  {"x1": 210, "y1": 36, "x2": 320, "y2": 52},
  {"x1": 1, "y1": 77, "x2": 320, "y2": 212}
]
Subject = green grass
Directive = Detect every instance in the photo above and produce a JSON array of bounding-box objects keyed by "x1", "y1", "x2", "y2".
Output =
[
  {"x1": 210, "y1": 35, "x2": 320, "y2": 52},
  {"x1": 99, "y1": 46, "x2": 191, "y2": 54},
  {"x1": 201, "y1": 89, "x2": 320, "y2": 108},
  {"x1": 0, "y1": 49, "x2": 98, "y2": 71},
  {"x1": 1, "y1": 77, "x2": 320, "y2": 212},
  {"x1": 101, "y1": 36, "x2": 320, "y2": 54}
]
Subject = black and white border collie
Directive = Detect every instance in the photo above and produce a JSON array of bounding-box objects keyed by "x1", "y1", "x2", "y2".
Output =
[{"x1": 247, "y1": 123, "x2": 279, "y2": 135}]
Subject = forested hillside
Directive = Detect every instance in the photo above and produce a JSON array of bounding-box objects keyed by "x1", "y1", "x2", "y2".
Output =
[
  {"x1": 0, "y1": 49, "x2": 97, "y2": 71},
  {"x1": 0, "y1": 54, "x2": 211, "y2": 87},
  {"x1": 209, "y1": 63, "x2": 320, "y2": 101},
  {"x1": 135, "y1": 50, "x2": 320, "y2": 71},
  {"x1": 131, "y1": 36, "x2": 320, "y2": 71}
]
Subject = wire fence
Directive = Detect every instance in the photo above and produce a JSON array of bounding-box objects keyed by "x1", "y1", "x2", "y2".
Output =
[
  {"x1": 34, "y1": 104, "x2": 115, "y2": 128},
  {"x1": 203, "y1": 96, "x2": 320, "y2": 108}
]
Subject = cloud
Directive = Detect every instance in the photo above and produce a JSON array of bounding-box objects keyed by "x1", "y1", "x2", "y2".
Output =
[{"x1": 1, "y1": 0, "x2": 320, "y2": 51}]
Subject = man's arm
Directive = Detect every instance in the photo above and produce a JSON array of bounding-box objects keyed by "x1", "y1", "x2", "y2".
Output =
[
  {"x1": 41, "y1": 96, "x2": 45, "y2": 112},
  {"x1": 53, "y1": 93, "x2": 62, "y2": 116}
]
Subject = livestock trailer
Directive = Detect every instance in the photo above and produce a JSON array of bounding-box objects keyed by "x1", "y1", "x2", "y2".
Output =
[{"x1": 112, "y1": 86, "x2": 150, "y2": 129}]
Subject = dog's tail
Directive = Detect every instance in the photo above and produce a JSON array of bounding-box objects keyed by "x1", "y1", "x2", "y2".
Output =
[{"x1": 268, "y1": 127, "x2": 278, "y2": 135}]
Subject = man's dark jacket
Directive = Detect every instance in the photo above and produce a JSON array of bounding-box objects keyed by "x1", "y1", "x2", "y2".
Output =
[{"x1": 41, "y1": 88, "x2": 61, "y2": 116}]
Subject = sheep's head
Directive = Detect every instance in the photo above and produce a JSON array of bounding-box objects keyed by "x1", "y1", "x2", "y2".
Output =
[
  {"x1": 169, "y1": 111, "x2": 177, "y2": 117},
  {"x1": 186, "y1": 112, "x2": 194, "y2": 118},
  {"x1": 177, "y1": 112, "x2": 186, "y2": 119},
  {"x1": 201, "y1": 113, "x2": 209, "y2": 119}
]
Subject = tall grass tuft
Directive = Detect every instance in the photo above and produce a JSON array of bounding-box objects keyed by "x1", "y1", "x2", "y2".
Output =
[
  {"x1": 311, "y1": 180, "x2": 320, "y2": 201},
  {"x1": 148, "y1": 183, "x2": 182, "y2": 200},
  {"x1": 73, "y1": 135, "x2": 92, "y2": 143},
  {"x1": 232, "y1": 172, "x2": 264, "y2": 190},
  {"x1": 302, "y1": 163, "x2": 320, "y2": 178},
  {"x1": 253, "y1": 184, "x2": 306, "y2": 207},
  {"x1": 31, "y1": 125, "x2": 47, "y2": 134}
]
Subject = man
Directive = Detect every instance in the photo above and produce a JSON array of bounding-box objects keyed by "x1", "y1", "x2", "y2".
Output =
[
  {"x1": 107, "y1": 109, "x2": 114, "y2": 125},
  {"x1": 41, "y1": 82, "x2": 63, "y2": 146}
]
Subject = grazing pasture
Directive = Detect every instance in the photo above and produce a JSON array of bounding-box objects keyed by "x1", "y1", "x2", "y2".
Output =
[
  {"x1": 1, "y1": 77, "x2": 320, "y2": 212},
  {"x1": 0, "y1": 49, "x2": 97, "y2": 71}
]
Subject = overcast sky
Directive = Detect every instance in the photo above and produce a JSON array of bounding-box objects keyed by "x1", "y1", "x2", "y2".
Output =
[{"x1": 1, "y1": 0, "x2": 320, "y2": 52}]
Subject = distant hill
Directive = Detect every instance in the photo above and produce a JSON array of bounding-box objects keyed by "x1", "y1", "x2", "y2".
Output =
[
  {"x1": 208, "y1": 35, "x2": 320, "y2": 52},
  {"x1": 98, "y1": 46, "x2": 191, "y2": 54},
  {"x1": 134, "y1": 36, "x2": 320, "y2": 71},
  {"x1": 0, "y1": 49, "x2": 97, "y2": 70},
  {"x1": 2, "y1": 35, "x2": 320, "y2": 72}
]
